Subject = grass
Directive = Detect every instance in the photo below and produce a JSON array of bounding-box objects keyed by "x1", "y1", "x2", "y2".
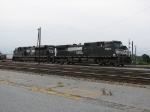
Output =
[
  {"x1": 126, "y1": 106, "x2": 131, "y2": 112},
  {"x1": 47, "y1": 88, "x2": 52, "y2": 91},
  {"x1": 58, "y1": 82, "x2": 64, "y2": 87},
  {"x1": 101, "y1": 88, "x2": 113, "y2": 96},
  {"x1": 101, "y1": 88, "x2": 106, "y2": 95},
  {"x1": 109, "y1": 91, "x2": 113, "y2": 96}
]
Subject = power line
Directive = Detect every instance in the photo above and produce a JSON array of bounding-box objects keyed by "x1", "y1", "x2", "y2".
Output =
[
  {"x1": 138, "y1": 48, "x2": 150, "y2": 49},
  {"x1": 0, "y1": 6, "x2": 150, "y2": 35},
  {"x1": 44, "y1": 6, "x2": 150, "y2": 35},
  {"x1": 0, "y1": 29, "x2": 36, "y2": 33},
  {"x1": 42, "y1": 32, "x2": 60, "y2": 44}
]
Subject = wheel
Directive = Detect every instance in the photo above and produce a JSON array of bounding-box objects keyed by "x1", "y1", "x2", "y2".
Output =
[
  {"x1": 60, "y1": 61, "x2": 64, "y2": 65},
  {"x1": 63, "y1": 61, "x2": 69, "y2": 65},
  {"x1": 121, "y1": 64, "x2": 124, "y2": 66},
  {"x1": 72, "y1": 62, "x2": 74, "y2": 65},
  {"x1": 114, "y1": 63, "x2": 119, "y2": 67},
  {"x1": 106, "y1": 62, "x2": 110, "y2": 66},
  {"x1": 98, "y1": 61, "x2": 102, "y2": 66},
  {"x1": 46, "y1": 57, "x2": 50, "y2": 63},
  {"x1": 97, "y1": 59, "x2": 103, "y2": 66}
]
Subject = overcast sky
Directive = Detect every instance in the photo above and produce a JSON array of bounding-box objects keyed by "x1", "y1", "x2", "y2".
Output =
[{"x1": 0, "y1": 0, "x2": 150, "y2": 56}]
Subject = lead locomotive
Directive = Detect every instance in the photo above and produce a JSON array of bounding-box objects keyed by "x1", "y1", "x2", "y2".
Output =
[{"x1": 12, "y1": 40, "x2": 131, "y2": 66}]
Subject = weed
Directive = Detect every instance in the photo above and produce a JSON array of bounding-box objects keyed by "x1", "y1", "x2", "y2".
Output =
[
  {"x1": 47, "y1": 88, "x2": 52, "y2": 91},
  {"x1": 109, "y1": 91, "x2": 113, "y2": 96},
  {"x1": 58, "y1": 82, "x2": 64, "y2": 87},
  {"x1": 58, "y1": 82, "x2": 62, "y2": 85},
  {"x1": 126, "y1": 106, "x2": 131, "y2": 112},
  {"x1": 101, "y1": 88, "x2": 106, "y2": 95}
]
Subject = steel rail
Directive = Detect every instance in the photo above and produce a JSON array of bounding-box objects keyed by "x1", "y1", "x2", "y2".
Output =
[{"x1": 0, "y1": 61, "x2": 150, "y2": 85}]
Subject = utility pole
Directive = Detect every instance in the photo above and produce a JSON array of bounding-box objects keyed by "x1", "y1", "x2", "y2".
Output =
[
  {"x1": 135, "y1": 45, "x2": 136, "y2": 65},
  {"x1": 132, "y1": 41, "x2": 133, "y2": 65},
  {"x1": 37, "y1": 27, "x2": 41, "y2": 64},
  {"x1": 128, "y1": 39, "x2": 131, "y2": 57}
]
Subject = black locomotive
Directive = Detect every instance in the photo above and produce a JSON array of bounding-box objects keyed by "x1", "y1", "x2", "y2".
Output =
[
  {"x1": 0, "y1": 52, "x2": 6, "y2": 60},
  {"x1": 12, "y1": 40, "x2": 131, "y2": 66},
  {"x1": 13, "y1": 45, "x2": 54, "y2": 62}
]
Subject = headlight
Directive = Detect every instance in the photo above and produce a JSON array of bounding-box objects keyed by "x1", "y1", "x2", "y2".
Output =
[
  {"x1": 123, "y1": 50, "x2": 130, "y2": 55},
  {"x1": 115, "y1": 49, "x2": 124, "y2": 55}
]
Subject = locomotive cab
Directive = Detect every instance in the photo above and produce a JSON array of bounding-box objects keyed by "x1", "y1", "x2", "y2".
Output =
[
  {"x1": 112, "y1": 41, "x2": 130, "y2": 56},
  {"x1": 111, "y1": 41, "x2": 131, "y2": 65}
]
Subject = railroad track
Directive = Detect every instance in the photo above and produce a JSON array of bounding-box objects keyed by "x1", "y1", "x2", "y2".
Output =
[
  {"x1": 76, "y1": 63, "x2": 150, "y2": 69},
  {"x1": 2, "y1": 59, "x2": 150, "y2": 69},
  {"x1": 0, "y1": 61, "x2": 150, "y2": 85}
]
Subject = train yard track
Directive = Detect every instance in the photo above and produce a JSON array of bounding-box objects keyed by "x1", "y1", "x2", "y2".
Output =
[
  {"x1": 0, "y1": 61, "x2": 150, "y2": 85},
  {"x1": 74, "y1": 63, "x2": 150, "y2": 69},
  {"x1": 2, "y1": 59, "x2": 150, "y2": 69}
]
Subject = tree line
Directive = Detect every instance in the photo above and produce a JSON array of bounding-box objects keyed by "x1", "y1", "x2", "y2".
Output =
[{"x1": 132, "y1": 54, "x2": 150, "y2": 65}]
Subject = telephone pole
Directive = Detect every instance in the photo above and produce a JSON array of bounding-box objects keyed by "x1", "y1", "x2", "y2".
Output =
[
  {"x1": 37, "y1": 27, "x2": 41, "y2": 64},
  {"x1": 135, "y1": 45, "x2": 136, "y2": 65},
  {"x1": 128, "y1": 39, "x2": 131, "y2": 57},
  {"x1": 132, "y1": 41, "x2": 133, "y2": 65}
]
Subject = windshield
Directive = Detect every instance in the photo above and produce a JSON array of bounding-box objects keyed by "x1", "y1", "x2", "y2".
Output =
[{"x1": 113, "y1": 42, "x2": 123, "y2": 47}]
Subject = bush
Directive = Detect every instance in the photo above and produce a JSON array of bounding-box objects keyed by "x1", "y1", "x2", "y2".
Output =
[{"x1": 142, "y1": 62, "x2": 149, "y2": 65}]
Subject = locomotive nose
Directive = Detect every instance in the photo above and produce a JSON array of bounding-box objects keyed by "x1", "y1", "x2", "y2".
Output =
[
  {"x1": 118, "y1": 46, "x2": 128, "y2": 50},
  {"x1": 115, "y1": 46, "x2": 129, "y2": 55}
]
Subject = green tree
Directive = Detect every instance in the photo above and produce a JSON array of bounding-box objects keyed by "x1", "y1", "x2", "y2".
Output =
[
  {"x1": 132, "y1": 54, "x2": 138, "y2": 65},
  {"x1": 142, "y1": 54, "x2": 150, "y2": 64},
  {"x1": 136, "y1": 56, "x2": 143, "y2": 65}
]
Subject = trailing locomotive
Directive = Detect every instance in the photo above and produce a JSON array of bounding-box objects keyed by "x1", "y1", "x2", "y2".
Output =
[
  {"x1": 12, "y1": 40, "x2": 131, "y2": 66},
  {"x1": 12, "y1": 45, "x2": 54, "y2": 62},
  {"x1": 0, "y1": 52, "x2": 6, "y2": 60}
]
